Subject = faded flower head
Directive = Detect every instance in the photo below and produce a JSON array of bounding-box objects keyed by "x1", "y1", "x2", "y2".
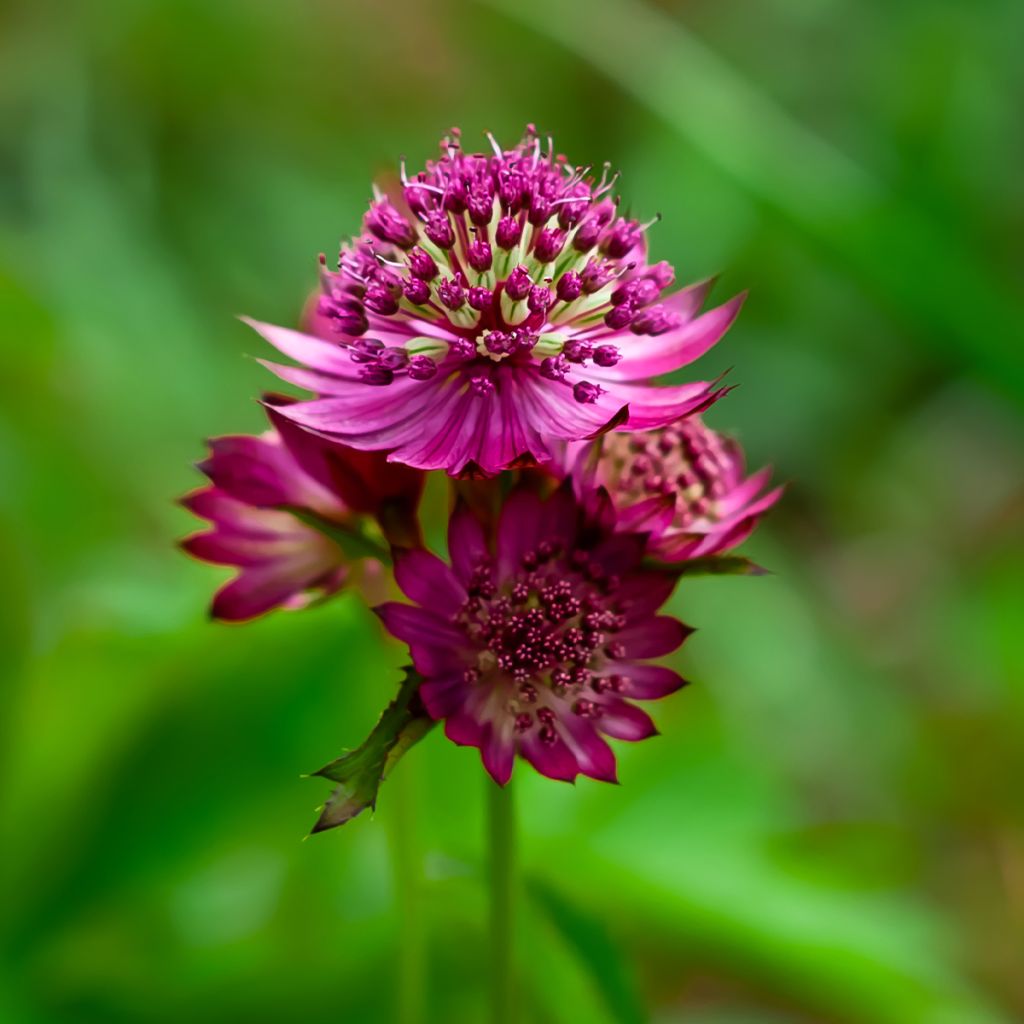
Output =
[
  {"x1": 248, "y1": 125, "x2": 743, "y2": 476},
  {"x1": 375, "y1": 486, "x2": 692, "y2": 784},
  {"x1": 181, "y1": 397, "x2": 423, "y2": 620},
  {"x1": 566, "y1": 416, "x2": 782, "y2": 561}
]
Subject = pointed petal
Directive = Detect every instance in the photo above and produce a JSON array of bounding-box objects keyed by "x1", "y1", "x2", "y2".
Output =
[{"x1": 615, "y1": 616, "x2": 693, "y2": 658}]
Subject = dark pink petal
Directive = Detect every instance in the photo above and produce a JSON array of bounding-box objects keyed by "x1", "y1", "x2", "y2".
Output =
[
  {"x1": 420, "y1": 674, "x2": 471, "y2": 719},
  {"x1": 614, "y1": 616, "x2": 693, "y2": 658},
  {"x1": 445, "y1": 711, "x2": 485, "y2": 748},
  {"x1": 448, "y1": 501, "x2": 490, "y2": 583},
  {"x1": 520, "y1": 732, "x2": 580, "y2": 782},
  {"x1": 393, "y1": 548, "x2": 466, "y2": 613},
  {"x1": 200, "y1": 433, "x2": 341, "y2": 514},
  {"x1": 613, "y1": 572, "x2": 679, "y2": 618},
  {"x1": 496, "y1": 488, "x2": 546, "y2": 576},
  {"x1": 608, "y1": 664, "x2": 688, "y2": 699},
  {"x1": 374, "y1": 604, "x2": 467, "y2": 673},
  {"x1": 481, "y1": 723, "x2": 516, "y2": 785},
  {"x1": 181, "y1": 529, "x2": 318, "y2": 568},
  {"x1": 210, "y1": 558, "x2": 341, "y2": 622},
  {"x1": 596, "y1": 700, "x2": 658, "y2": 741},
  {"x1": 559, "y1": 715, "x2": 618, "y2": 782}
]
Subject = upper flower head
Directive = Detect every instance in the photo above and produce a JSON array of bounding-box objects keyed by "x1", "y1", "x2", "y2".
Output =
[
  {"x1": 564, "y1": 416, "x2": 782, "y2": 561},
  {"x1": 181, "y1": 397, "x2": 423, "y2": 620},
  {"x1": 247, "y1": 125, "x2": 743, "y2": 477},
  {"x1": 375, "y1": 485, "x2": 693, "y2": 785}
]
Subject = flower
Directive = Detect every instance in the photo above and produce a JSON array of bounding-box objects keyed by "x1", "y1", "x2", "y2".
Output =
[
  {"x1": 375, "y1": 485, "x2": 692, "y2": 784},
  {"x1": 563, "y1": 416, "x2": 782, "y2": 561},
  {"x1": 246, "y1": 125, "x2": 743, "y2": 477},
  {"x1": 181, "y1": 397, "x2": 423, "y2": 620}
]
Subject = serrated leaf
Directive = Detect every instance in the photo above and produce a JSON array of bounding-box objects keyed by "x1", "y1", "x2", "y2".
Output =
[{"x1": 309, "y1": 667, "x2": 434, "y2": 833}]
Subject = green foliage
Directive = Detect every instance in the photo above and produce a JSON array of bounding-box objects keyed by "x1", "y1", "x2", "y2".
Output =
[
  {"x1": 1, "y1": 0, "x2": 1022, "y2": 1021},
  {"x1": 311, "y1": 668, "x2": 434, "y2": 832}
]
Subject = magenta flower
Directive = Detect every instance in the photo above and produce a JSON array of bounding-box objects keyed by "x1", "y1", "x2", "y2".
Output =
[
  {"x1": 181, "y1": 398, "x2": 423, "y2": 620},
  {"x1": 564, "y1": 416, "x2": 782, "y2": 561},
  {"x1": 246, "y1": 126, "x2": 742, "y2": 476},
  {"x1": 375, "y1": 486, "x2": 692, "y2": 784}
]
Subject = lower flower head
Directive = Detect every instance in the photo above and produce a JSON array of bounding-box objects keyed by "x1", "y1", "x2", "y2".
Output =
[{"x1": 375, "y1": 485, "x2": 692, "y2": 784}]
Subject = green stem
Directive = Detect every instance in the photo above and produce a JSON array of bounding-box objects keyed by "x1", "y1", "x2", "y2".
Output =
[
  {"x1": 487, "y1": 777, "x2": 516, "y2": 1024},
  {"x1": 388, "y1": 766, "x2": 426, "y2": 1024}
]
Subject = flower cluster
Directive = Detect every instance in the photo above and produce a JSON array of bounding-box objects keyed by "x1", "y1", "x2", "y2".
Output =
[
  {"x1": 181, "y1": 127, "x2": 779, "y2": 810},
  {"x1": 247, "y1": 125, "x2": 741, "y2": 476}
]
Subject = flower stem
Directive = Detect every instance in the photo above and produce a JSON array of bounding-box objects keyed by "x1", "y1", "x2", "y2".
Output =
[
  {"x1": 388, "y1": 765, "x2": 426, "y2": 1024},
  {"x1": 487, "y1": 776, "x2": 516, "y2": 1024}
]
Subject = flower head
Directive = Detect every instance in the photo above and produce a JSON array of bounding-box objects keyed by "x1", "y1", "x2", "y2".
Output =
[
  {"x1": 565, "y1": 416, "x2": 782, "y2": 561},
  {"x1": 248, "y1": 126, "x2": 743, "y2": 476},
  {"x1": 181, "y1": 398, "x2": 423, "y2": 620},
  {"x1": 375, "y1": 485, "x2": 692, "y2": 784}
]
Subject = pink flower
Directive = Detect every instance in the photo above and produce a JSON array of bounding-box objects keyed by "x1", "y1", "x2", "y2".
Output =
[
  {"x1": 181, "y1": 398, "x2": 423, "y2": 621},
  {"x1": 375, "y1": 485, "x2": 692, "y2": 784},
  {"x1": 246, "y1": 126, "x2": 742, "y2": 477},
  {"x1": 563, "y1": 416, "x2": 782, "y2": 561}
]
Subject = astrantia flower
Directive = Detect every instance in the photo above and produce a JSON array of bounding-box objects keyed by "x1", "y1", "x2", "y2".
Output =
[
  {"x1": 247, "y1": 125, "x2": 743, "y2": 476},
  {"x1": 375, "y1": 486, "x2": 692, "y2": 784},
  {"x1": 564, "y1": 416, "x2": 782, "y2": 561},
  {"x1": 181, "y1": 398, "x2": 423, "y2": 620}
]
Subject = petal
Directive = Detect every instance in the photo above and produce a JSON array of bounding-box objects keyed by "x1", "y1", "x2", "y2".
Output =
[
  {"x1": 604, "y1": 663, "x2": 688, "y2": 699},
  {"x1": 393, "y1": 548, "x2": 466, "y2": 613},
  {"x1": 496, "y1": 488, "x2": 546, "y2": 577},
  {"x1": 614, "y1": 616, "x2": 693, "y2": 658},
  {"x1": 210, "y1": 557, "x2": 341, "y2": 621},
  {"x1": 519, "y1": 732, "x2": 580, "y2": 782},
  {"x1": 448, "y1": 501, "x2": 491, "y2": 583},
  {"x1": 613, "y1": 572, "x2": 679, "y2": 617},
  {"x1": 596, "y1": 700, "x2": 658, "y2": 741},
  {"x1": 374, "y1": 603, "x2": 467, "y2": 673},
  {"x1": 558, "y1": 714, "x2": 618, "y2": 783},
  {"x1": 610, "y1": 380, "x2": 732, "y2": 431},
  {"x1": 242, "y1": 317, "x2": 363, "y2": 379},
  {"x1": 445, "y1": 711, "x2": 485, "y2": 748},
  {"x1": 420, "y1": 672, "x2": 471, "y2": 719},
  {"x1": 481, "y1": 722, "x2": 516, "y2": 786},
  {"x1": 200, "y1": 432, "x2": 342, "y2": 514},
  {"x1": 594, "y1": 294, "x2": 745, "y2": 382}
]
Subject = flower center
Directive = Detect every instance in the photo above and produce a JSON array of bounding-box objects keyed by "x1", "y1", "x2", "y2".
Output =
[
  {"x1": 608, "y1": 424, "x2": 732, "y2": 526},
  {"x1": 454, "y1": 542, "x2": 628, "y2": 742},
  {"x1": 313, "y1": 127, "x2": 689, "y2": 404}
]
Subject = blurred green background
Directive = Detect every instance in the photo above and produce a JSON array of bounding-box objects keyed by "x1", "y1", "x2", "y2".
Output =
[{"x1": 2, "y1": 0, "x2": 1023, "y2": 1021}]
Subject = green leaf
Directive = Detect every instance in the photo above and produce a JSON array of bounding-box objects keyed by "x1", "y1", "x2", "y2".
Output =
[
  {"x1": 309, "y1": 667, "x2": 434, "y2": 833},
  {"x1": 284, "y1": 507, "x2": 392, "y2": 565},
  {"x1": 673, "y1": 555, "x2": 769, "y2": 577},
  {"x1": 527, "y1": 877, "x2": 648, "y2": 1024}
]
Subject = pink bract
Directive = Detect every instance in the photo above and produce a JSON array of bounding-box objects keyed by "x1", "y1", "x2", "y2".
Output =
[
  {"x1": 563, "y1": 416, "x2": 782, "y2": 561},
  {"x1": 181, "y1": 399, "x2": 423, "y2": 620}
]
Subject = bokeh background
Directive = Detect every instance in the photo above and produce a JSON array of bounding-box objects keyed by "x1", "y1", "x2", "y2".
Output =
[{"x1": 2, "y1": 0, "x2": 1023, "y2": 1021}]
